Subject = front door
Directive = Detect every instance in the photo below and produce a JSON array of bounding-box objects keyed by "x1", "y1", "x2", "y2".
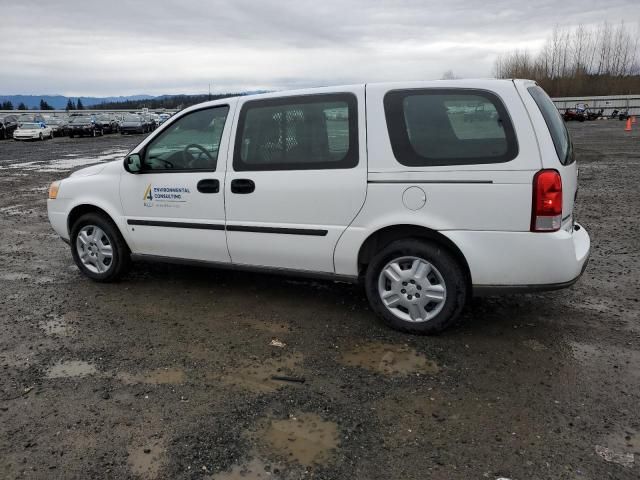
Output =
[
  {"x1": 224, "y1": 89, "x2": 367, "y2": 273},
  {"x1": 120, "y1": 103, "x2": 234, "y2": 263}
]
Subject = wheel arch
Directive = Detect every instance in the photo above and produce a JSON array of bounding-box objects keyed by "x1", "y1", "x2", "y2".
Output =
[
  {"x1": 357, "y1": 224, "x2": 472, "y2": 286},
  {"x1": 67, "y1": 204, "x2": 131, "y2": 251}
]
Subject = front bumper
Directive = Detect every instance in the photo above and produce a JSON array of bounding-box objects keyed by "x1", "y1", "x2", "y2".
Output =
[
  {"x1": 120, "y1": 126, "x2": 143, "y2": 133},
  {"x1": 47, "y1": 198, "x2": 71, "y2": 242},
  {"x1": 70, "y1": 126, "x2": 94, "y2": 134},
  {"x1": 13, "y1": 133, "x2": 40, "y2": 140}
]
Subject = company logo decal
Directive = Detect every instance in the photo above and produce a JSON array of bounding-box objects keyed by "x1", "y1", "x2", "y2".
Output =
[{"x1": 143, "y1": 184, "x2": 191, "y2": 208}]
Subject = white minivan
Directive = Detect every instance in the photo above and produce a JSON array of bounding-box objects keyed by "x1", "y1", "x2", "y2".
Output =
[{"x1": 47, "y1": 80, "x2": 590, "y2": 334}]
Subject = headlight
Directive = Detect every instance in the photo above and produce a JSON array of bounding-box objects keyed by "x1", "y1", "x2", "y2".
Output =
[{"x1": 48, "y1": 181, "x2": 60, "y2": 199}]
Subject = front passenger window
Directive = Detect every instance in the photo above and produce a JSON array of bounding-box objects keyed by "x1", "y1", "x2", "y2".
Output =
[{"x1": 144, "y1": 106, "x2": 229, "y2": 171}]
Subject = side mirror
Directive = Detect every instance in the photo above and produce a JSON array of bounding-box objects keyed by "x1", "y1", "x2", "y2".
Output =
[{"x1": 124, "y1": 153, "x2": 142, "y2": 173}]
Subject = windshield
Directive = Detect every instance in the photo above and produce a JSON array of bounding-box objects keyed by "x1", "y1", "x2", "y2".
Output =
[
  {"x1": 123, "y1": 114, "x2": 141, "y2": 122},
  {"x1": 70, "y1": 116, "x2": 93, "y2": 124},
  {"x1": 19, "y1": 123, "x2": 40, "y2": 129}
]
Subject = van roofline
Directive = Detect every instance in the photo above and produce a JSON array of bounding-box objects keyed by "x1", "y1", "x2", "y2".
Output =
[{"x1": 183, "y1": 78, "x2": 536, "y2": 112}]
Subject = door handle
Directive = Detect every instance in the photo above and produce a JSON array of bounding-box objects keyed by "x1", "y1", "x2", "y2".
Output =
[
  {"x1": 197, "y1": 179, "x2": 220, "y2": 193},
  {"x1": 231, "y1": 178, "x2": 255, "y2": 194}
]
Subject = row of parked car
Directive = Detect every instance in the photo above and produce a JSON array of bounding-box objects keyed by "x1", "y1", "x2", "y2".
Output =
[
  {"x1": 562, "y1": 104, "x2": 633, "y2": 122},
  {"x1": 0, "y1": 111, "x2": 173, "y2": 141}
]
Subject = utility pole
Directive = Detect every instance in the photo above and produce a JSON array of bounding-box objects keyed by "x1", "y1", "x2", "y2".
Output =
[{"x1": 208, "y1": 83, "x2": 211, "y2": 101}]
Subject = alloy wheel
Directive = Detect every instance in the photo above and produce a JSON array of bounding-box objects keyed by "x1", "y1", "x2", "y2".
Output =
[
  {"x1": 76, "y1": 225, "x2": 113, "y2": 274},
  {"x1": 377, "y1": 256, "x2": 447, "y2": 323}
]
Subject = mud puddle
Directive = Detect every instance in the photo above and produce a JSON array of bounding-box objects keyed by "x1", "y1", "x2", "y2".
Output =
[
  {"x1": 340, "y1": 343, "x2": 439, "y2": 375},
  {"x1": 0, "y1": 148, "x2": 128, "y2": 172},
  {"x1": 212, "y1": 457, "x2": 283, "y2": 479},
  {"x1": 128, "y1": 441, "x2": 166, "y2": 478},
  {"x1": 251, "y1": 413, "x2": 340, "y2": 467},
  {"x1": 218, "y1": 353, "x2": 304, "y2": 393},
  {"x1": 39, "y1": 314, "x2": 75, "y2": 337},
  {"x1": 46, "y1": 360, "x2": 97, "y2": 378},
  {"x1": 117, "y1": 367, "x2": 186, "y2": 385}
]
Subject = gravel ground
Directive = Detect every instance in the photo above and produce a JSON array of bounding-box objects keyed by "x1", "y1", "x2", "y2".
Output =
[{"x1": 0, "y1": 123, "x2": 638, "y2": 480}]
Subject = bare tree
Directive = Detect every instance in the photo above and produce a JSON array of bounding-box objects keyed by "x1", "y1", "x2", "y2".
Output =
[{"x1": 493, "y1": 21, "x2": 640, "y2": 96}]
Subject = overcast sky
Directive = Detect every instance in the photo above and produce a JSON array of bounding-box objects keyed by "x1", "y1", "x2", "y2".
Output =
[{"x1": 1, "y1": 0, "x2": 638, "y2": 96}]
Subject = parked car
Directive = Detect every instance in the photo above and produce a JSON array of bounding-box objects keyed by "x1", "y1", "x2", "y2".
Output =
[
  {"x1": 617, "y1": 109, "x2": 630, "y2": 121},
  {"x1": 119, "y1": 114, "x2": 149, "y2": 134},
  {"x1": 46, "y1": 80, "x2": 590, "y2": 334},
  {"x1": 0, "y1": 114, "x2": 19, "y2": 140},
  {"x1": 44, "y1": 116, "x2": 69, "y2": 137},
  {"x1": 96, "y1": 114, "x2": 119, "y2": 133},
  {"x1": 14, "y1": 122, "x2": 53, "y2": 141},
  {"x1": 68, "y1": 115, "x2": 103, "y2": 137},
  {"x1": 17, "y1": 113, "x2": 46, "y2": 124},
  {"x1": 562, "y1": 108, "x2": 585, "y2": 122},
  {"x1": 157, "y1": 113, "x2": 171, "y2": 126}
]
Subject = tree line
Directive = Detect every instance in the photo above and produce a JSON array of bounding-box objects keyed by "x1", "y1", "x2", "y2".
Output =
[
  {"x1": 92, "y1": 93, "x2": 240, "y2": 111},
  {"x1": 0, "y1": 98, "x2": 85, "y2": 110},
  {"x1": 494, "y1": 22, "x2": 640, "y2": 97},
  {"x1": 1, "y1": 94, "x2": 243, "y2": 111}
]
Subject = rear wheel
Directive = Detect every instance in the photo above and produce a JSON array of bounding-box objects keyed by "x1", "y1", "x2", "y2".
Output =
[
  {"x1": 365, "y1": 239, "x2": 467, "y2": 334},
  {"x1": 70, "y1": 213, "x2": 131, "y2": 282},
  {"x1": 39, "y1": 133, "x2": 43, "y2": 140}
]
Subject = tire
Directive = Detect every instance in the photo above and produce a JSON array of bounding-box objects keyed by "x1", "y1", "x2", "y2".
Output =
[
  {"x1": 365, "y1": 239, "x2": 467, "y2": 334},
  {"x1": 70, "y1": 213, "x2": 131, "y2": 282},
  {"x1": 69, "y1": 133, "x2": 74, "y2": 138},
  {"x1": 39, "y1": 133, "x2": 43, "y2": 140}
]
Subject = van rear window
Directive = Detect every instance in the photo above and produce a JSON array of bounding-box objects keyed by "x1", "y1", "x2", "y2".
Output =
[
  {"x1": 527, "y1": 86, "x2": 574, "y2": 165},
  {"x1": 384, "y1": 89, "x2": 518, "y2": 167}
]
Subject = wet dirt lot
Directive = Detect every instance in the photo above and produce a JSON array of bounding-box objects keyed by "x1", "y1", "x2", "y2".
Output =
[{"x1": 0, "y1": 123, "x2": 638, "y2": 479}]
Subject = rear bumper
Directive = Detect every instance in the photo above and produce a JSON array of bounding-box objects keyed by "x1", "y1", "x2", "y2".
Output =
[
  {"x1": 443, "y1": 223, "x2": 591, "y2": 295},
  {"x1": 473, "y1": 252, "x2": 589, "y2": 295}
]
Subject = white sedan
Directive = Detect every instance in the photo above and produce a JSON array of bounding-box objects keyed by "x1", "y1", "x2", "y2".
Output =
[{"x1": 13, "y1": 122, "x2": 53, "y2": 141}]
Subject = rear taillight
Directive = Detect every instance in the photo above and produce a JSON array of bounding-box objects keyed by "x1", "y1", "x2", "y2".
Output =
[{"x1": 531, "y1": 169, "x2": 562, "y2": 232}]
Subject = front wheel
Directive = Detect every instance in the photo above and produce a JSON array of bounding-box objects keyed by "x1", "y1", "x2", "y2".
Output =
[
  {"x1": 365, "y1": 239, "x2": 467, "y2": 334},
  {"x1": 70, "y1": 213, "x2": 131, "y2": 282}
]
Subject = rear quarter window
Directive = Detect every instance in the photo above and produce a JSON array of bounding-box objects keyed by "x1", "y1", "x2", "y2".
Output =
[
  {"x1": 527, "y1": 85, "x2": 574, "y2": 165},
  {"x1": 384, "y1": 89, "x2": 518, "y2": 167}
]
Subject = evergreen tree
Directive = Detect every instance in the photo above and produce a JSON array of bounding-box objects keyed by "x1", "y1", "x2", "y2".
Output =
[
  {"x1": 76, "y1": 98, "x2": 84, "y2": 110},
  {"x1": 1, "y1": 101, "x2": 14, "y2": 110},
  {"x1": 17, "y1": 102, "x2": 27, "y2": 110},
  {"x1": 66, "y1": 98, "x2": 75, "y2": 111},
  {"x1": 40, "y1": 99, "x2": 53, "y2": 110}
]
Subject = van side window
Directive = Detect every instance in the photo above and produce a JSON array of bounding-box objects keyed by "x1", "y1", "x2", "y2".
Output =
[
  {"x1": 527, "y1": 86, "x2": 574, "y2": 165},
  {"x1": 384, "y1": 89, "x2": 518, "y2": 166},
  {"x1": 143, "y1": 106, "x2": 229, "y2": 172},
  {"x1": 233, "y1": 93, "x2": 358, "y2": 171}
]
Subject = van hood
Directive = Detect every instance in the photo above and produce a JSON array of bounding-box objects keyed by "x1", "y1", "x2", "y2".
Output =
[{"x1": 70, "y1": 162, "x2": 109, "y2": 177}]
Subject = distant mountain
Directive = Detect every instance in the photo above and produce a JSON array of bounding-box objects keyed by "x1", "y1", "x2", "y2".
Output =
[
  {"x1": 0, "y1": 91, "x2": 268, "y2": 110},
  {"x1": 0, "y1": 94, "x2": 156, "y2": 110}
]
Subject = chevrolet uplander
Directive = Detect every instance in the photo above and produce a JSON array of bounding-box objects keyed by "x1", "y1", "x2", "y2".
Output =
[{"x1": 47, "y1": 80, "x2": 590, "y2": 334}]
